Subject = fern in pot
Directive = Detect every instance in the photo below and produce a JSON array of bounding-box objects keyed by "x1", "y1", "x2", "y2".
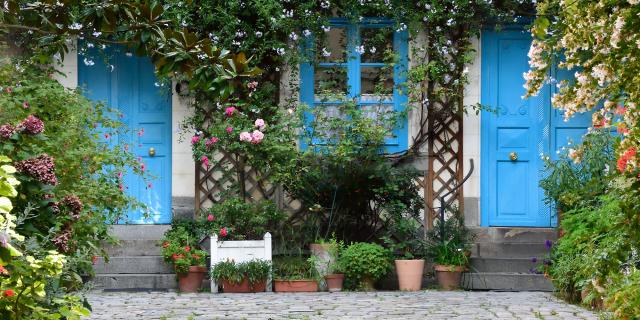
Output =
[{"x1": 426, "y1": 213, "x2": 474, "y2": 290}]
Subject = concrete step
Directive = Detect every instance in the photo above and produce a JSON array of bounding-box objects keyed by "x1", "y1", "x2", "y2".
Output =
[
  {"x1": 471, "y1": 227, "x2": 558, "y2": 243},
  {"x1": 469, "y1": 257, "x2": 538, "y2": 273},
  {"x1": 471, "y1": 242, "x2": 551, "y2": 258},
  {"x1": 462, "y1": 272, "x2": 553, "y2": 291},
  {"x1": 108, "y1": 225, "x2": 170, "y2": 240},
  {"x1": 92, "y1": 274, "x2": 177, "y2": 290},
  {"x1": 102, "y1": 239, "x2": 162, "y2": 256},
  {"x1": 93, "y1": 256, "x2": 172, "y2": 274}
]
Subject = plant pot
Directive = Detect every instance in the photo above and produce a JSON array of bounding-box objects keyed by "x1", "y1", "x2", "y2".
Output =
[
  {"x1": 309, "y1": 243, "x2": 336, "y2": 276},
  {"x1": 395, "y1": 259, "x2": 424, "y2": 291},
  {"x1": 221, "y1": 277, "x2": 267, "y2": 293},
  {"x1": 433, "y1": 264, "x2": 466, "y2": 290},
  {"x1": 274, "y1": 279, "x2": 318, "y2": 292},
  {"x1": 177, "y1": 266, "x2": 207, "y2": 293},
  {"x1": 324, "y1": 274, "x2": 344, "y2": 292}
]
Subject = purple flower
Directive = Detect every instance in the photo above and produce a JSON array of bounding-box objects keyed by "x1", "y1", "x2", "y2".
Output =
[
  {"x1": 531, "y1": 257, "x2": 538, "y2": 263},
  {"x1": 0, "y1": 124, "x2": 16, "y2": 139},
  {"x1": 20, "y1": 115, "x2": 45, "y2": 134},
  {"x1": 15, "y1": 154, "x2": 58, "y2": 185},
  {"x1": 545, "y1": 240, "x2": 553, "y2": 249}
]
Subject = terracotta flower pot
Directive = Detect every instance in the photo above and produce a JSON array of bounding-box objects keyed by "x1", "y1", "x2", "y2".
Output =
[
  {"x1": 221, "y1": 277, "x2": 267, "y2": 293},
  {"x1": 177, "y1": 266, "x2": 207, "y2": 293},
  {"x1": 434, "y1": 264, "x2": 466, "y2": 290},
  {"x1": 274, "y1": 279, "x2": 318, "y2": 292},
  {"x1": 324, "y1": 274, "x2": 344, "y2": 292},
  {"x1": 395, "y1": 259, "x2": 424, "y2": 291}
]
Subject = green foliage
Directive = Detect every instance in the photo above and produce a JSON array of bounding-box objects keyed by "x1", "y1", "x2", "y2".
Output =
[
  {"x1": 201, "y1": 198, "x2": 288, "y2": 241},
  {"x1": 382, "y1": 215, "x2": 426, "y2": 260},
  {"x1": 338, "y1": 242, "x2": 391, "y2": 289},
  {"x1": 273, "y1": 256, "x2": 320, "y2": 282},
  {"x1": 425, "y1": 213, "x2": 473, "y2": 267},
  {"x1": 540, "y1": 130, "x2": 617, "y2": 212},
  {"x1": 210, "y1": 259, "x2": 271, "y2": 285},
  {"x1": 160, "y1": 223, "x2": 208, "y2": 274},
  {"x1": 605, "y1": 270, "x2": 640, "y2": 318}
]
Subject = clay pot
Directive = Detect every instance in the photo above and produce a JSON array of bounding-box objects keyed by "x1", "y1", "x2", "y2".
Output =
[
  {"x1": 274, "y1": 280, "x2": 319, "y2": 292},
  {"x1": 395, "y1": 259, "x2": 424, "y2": 291},
  {"x1": 434, "y1": 264, "x2": 466, "y2": 290},
  {"x1": 221, "y1": 278, "x2": 267, "y2": 293},
  {"x1": 324, "y1": 274, "x2": 344, "y2": 292},
  {"x1": 177, "y1": 266, "x2": 207, "y2": 293}
]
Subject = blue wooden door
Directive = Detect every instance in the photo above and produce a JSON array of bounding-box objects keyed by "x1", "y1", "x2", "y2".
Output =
[
  {"x1": 481, "y1": 29, "x2": 590, "y2": 227},
  {"x1": 78, "y1": 47, "x2": 172, "y2": 224}
]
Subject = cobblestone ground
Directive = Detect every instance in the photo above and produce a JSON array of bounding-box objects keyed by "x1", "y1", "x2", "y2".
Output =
[{"x1": 85, "y1": 291, "x2": 599, "y2": 320}]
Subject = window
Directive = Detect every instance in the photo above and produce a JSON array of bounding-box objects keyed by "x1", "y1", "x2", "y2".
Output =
[{"x1": 300, "y1": 18, "x2": 409, "y2": 153}]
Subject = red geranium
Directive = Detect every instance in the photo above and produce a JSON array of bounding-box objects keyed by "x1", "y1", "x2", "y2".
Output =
[
  {"x1": 220, "y1": 227, "x2": 228, "y2": 237},
  {"x1": 3, "y1": 289, "x2": 15, "y2": 297},
  {"x1": 184, "y1": 246, "x2": 191, "y2": 252},
  {"x1": 162, "y1": 241, "x2": 170, "y2": 248}
]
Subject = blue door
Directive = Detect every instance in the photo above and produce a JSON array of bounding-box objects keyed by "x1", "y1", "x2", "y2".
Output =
[
  {"x1": 481, "y1": 29, "x2": 591, "y2": 227},
  {"x1": 78, "y1": 47, "x2": 172, "y2": 224}
]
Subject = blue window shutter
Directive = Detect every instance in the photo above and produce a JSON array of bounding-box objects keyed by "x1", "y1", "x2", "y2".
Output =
[
  {"x1": 388, "y1": 28, "x2": 409, "y2": 153},
  {"x1": 299, "y1": 38, "x2": 315, "y2": 151}
]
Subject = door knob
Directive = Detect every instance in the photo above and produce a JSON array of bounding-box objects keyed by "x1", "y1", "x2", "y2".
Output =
[
  {"x1": 149, "y1": 147, "x2": 156, "y2": 157},
  {"x1": 509, "y1": 152, "x2": 518, "y2": 161}
]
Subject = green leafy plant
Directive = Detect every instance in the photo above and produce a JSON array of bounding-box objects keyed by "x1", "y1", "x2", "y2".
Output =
[
  {"x1": 425, "y1": 213, "x2": 473, "y2": 267},
  {"x1": 338, "y1": 242, "x2": 391, "y2": 290},
  {"x1": 382, "y1": 215, "x2": 426, "y2": 260},
  {"x1": 200, "y1": 198, "x2": 288, "y2": 241},
  {"x1": 160, "y1": 222, "x2": 208, "y2": 274},
  {"x1": 272, "y1": 256, "x2": 320, "y2": 282},
  {"x1": 211, "y1": 259, "x2": 271, "y2": 286}
]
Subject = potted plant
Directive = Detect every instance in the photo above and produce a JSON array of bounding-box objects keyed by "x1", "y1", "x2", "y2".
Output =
[
  {"x1": 426, "y1": 213, "x2": 474, "y2": 290},
  {"x1": 338, "y1": 242, "x2": 391, "y2": 291},
  {"x1": 160, "y1": 234, "x2": 208, "y2": 293},
  {"x1": 210, "y1": 259, "x2": 271, "y2": 293},
  {"x1": 273, "y1": 256, "x2": 320, "y2": 292},
  {"x1": 321, "y1": 239, "x2": 345, "y2": 292},
  {"x1": 382, "y1": 217, "x2": 426, "y2": 291}
]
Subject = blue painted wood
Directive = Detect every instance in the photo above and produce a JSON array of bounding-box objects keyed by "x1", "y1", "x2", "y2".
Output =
[
  {"x1": 299, "y1": 20, "x2": 408, "y2": 153},
  {"x1": 78, "y1": 47, "x2": 172, "y2": 224},
  {"x1": 481, "y1": 29, "x2": 592, "y2": 227}
]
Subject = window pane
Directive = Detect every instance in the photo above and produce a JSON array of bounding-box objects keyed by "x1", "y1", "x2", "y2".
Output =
[
  {"x1": 314, "y1": 66, "x2": 348, "y2": 101},
  {"x1": 361, "y1": 27, "x2": 394, "y2": 63},
  {"x1": 317, "y1": 27, "x2": 347, "y2": 63},
  {"x1": 310, "y1": 105, "x2": 344, "y2": 143},
  {"x1": 361, "y1": 66, "x2": 394, "y2": 102},
  {"x1": 361, "y1": 104, "x2": 397, "y2": 140}
]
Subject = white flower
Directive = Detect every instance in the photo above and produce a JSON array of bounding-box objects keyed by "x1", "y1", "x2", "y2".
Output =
[
  {"x1": 283, "y1": 9, "x2": 294, "y2": 18},
  {"x1": 255, "y1": 31, "x2": 263, "y2": 38},
  {"x1": 86, "y1": 42, "x2": 94, "y2": 48},
  {"x1": 355, "y1": 45, "x2": 365, "y2": 55},
  {"x1": 321, "y1": 0, "x2": 330, "y2": 9},
  {"x1": 322, "y1": 25, "x2": 331, "y2": 32},
  {"x1": 92, "y1": 31, "x2": 102, "y2": 37},
  {"x1": 235, "y1": 31, "x2": 246, "y2": 38},
  {"x1": 321, "y1": 48, "x2": 331, "y2": 57},
  {"x1": 303, "y1": 29, "x2": 311, "y2": 37},
  {"x1": 275, "y1": 48, "x2": 286, "y2": 56},
  {"x1": 369, "y1": 46, "x2": 376, "y2": 54},
  {"x1": 289, "y1": 32, "x2": 298, "y2": 41},
  {"x1": 396, "y1": 23, "x2": 407, "y2": 32},
  {"x1": 69, "y1": 22, "x2": 82, "y2": 30},
  {"x1": 83, "y1": 58, "x2": 95, "y2": 66}
]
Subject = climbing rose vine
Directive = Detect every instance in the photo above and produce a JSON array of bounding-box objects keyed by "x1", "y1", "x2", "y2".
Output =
[{"x1": 525, "y1": 0, "x2": 640, "y2": 178}]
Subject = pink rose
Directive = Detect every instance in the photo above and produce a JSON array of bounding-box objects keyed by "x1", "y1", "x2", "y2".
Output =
[
  {"x1": 226, "y1": 127, "x2": 233, "y2": 134},
  {"x1": 251, "y1": 130, "x2": 264, "y2": 144},
  {"x1": 205, "y1": 137, "x2": 219, "y2": 147},
  {"x1": 239, "y1": 131, "x2": 252, "y2": 142},
  {"x1": 220, "y1": 227, "x2": 228, "y2": 237},
  {"x1": 201, "y1": 155, "x2": 210, "y2": 168},
  {"x1": 191, "y1": 136, "x2": 200, "y2": 144},
  {"x1": 207, "y1": 214, "x2": 215, "y2": 222},
  {"x1": 254, "y1": 118, "x2": 266, "y2": 130},
  {"x1": 225, "y1": 107, "x2": 237, "y2": 117}
]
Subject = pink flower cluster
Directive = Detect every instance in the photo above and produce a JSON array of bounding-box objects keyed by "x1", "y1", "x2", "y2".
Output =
[
  {"x1": 52, "y1": 226, "x2": 72, "y2": 253},
  {"x1": 239, "y1": 119, "x2": 266, "y2": 144},
  {"x1": 19, "y1": 115, "x2": 45, "y2": 134},
  {"x1": 15, "y1": 154, "x2": 57, "y2": 185},
  {"x1": 62, "y1": 195, "x2": 83, "y2": 220},
  {"x1": 0, "y1": 124, "x2": 16, "y2": 139},
  {"x1": 191, "y1": 135, "x2": 200, "y2": 144},
  {"x1": 205, "y1": 136, "x2": 219, "y2": 147},
  {"x1": 225, "y1": 107, "x2": 237, "y2": 117},
  {"x1": 201, "y1": 155, "x2": 210, "y2": 168},
  {"x1": 617, "y1": 147, "x2": 636, "y2": 173}
]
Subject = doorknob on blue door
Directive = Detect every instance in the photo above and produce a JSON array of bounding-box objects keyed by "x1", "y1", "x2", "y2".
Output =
[
  {"x1": 149, "y1": 147, "x2": 156, "y2": 157},
  {"x1": 509, "y1": 152, "x2": 518, "y2": 161}
]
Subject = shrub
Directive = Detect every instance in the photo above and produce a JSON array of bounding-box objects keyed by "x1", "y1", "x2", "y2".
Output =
[
  {"x1": 338, "y1": 242, "x2": 391, "y2": 290},
  {"x1": 272, "y1": 256, "x2": 320, "y2": 281},
  {"x1": 211, "y1": 259, "x2": 271, "y2": 286}
]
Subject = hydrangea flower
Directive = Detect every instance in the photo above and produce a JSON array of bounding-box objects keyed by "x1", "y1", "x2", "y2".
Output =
[
  {"x1": 15, "y1": 154, "x2": 57, "y2": 185},
  {"x1": 254, "y1": 119, "x2": 266, "y2": 130},
  {"x1": 0, "y1": 124, "x2": 16, "y2": 139},
  {"x1": 20, "y1": 115, "x2": 45, "y2": 134},
  {"x1": 62, "y1": 195, "x2": 83, "y2": 220},
  {"x1": 251, "y1": 130, "x2": 264, "y2": 144},
  {"x1": 239, "y1": 131, "x2": 252, "y2": 142}
]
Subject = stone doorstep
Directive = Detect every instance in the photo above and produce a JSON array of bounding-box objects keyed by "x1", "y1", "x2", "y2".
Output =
[
  {"x1": 93, "y1": 256, "x2": 172, "y2": 274},
  {"x1": 470, "y1": 227, "x2": 558, "y2": 243},
  {"x1": 462, "y1": 273, "x2": 554, "y2": 292}
]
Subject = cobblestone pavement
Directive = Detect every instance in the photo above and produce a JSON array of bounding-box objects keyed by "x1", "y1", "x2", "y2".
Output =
[{"x1": 84, "y1": 291, "x2": 599, "y2": 320}]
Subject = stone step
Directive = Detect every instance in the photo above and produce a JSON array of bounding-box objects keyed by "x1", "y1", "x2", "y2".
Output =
[
  {"x1": 102, "y1": 239, "x2": 162, "y2": 256},
  {"x1": 92, "y1": 274, "x2": 177, "y2": 290},
  {"x1": 470, "y1": 227, "x2": 558, "y2": 244},
  {"x1": 462, "y1": 272, "x2": 554, "y2": 291},
  {"x1": 469, "y1": 257, "x2": 539, "y2": 273},
  {"x1": 108, "y1": 225, "x2": 170, "y2": 240},
  {"x1": 93, "y1": 256, "x2": 172, "y2": 274},
  {"x1": 471, "y1": 242, "x2": 551, "y2": 258}
]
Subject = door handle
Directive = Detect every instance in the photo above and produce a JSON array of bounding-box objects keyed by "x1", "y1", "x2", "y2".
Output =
[
  {"x1": 509, "y1": 152, "x2": 518, "y2": 161},
  {"x1": 149, "y1": 147, "x2": 156, "y2": 157}
]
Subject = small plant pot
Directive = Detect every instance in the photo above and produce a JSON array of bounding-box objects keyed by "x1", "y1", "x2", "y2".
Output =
[
  {"x1": 324, "y1": 274, "x2": 344, "y2": 292},
  {"x1": 177, "y1": 266, "x2": 207, "y2": 293},
  {"x1": 395, "y1": 259, "x2": 424, "y2": 291},
  {"x1": 434, "y1": 264, "x2": 466, "y2": 290},
  {"x1": 274, "y1": 279, "x2": 319, "y2": 292},
  {"x1": 221, "y1": 277, "x2": 267, "y2": 293}
]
